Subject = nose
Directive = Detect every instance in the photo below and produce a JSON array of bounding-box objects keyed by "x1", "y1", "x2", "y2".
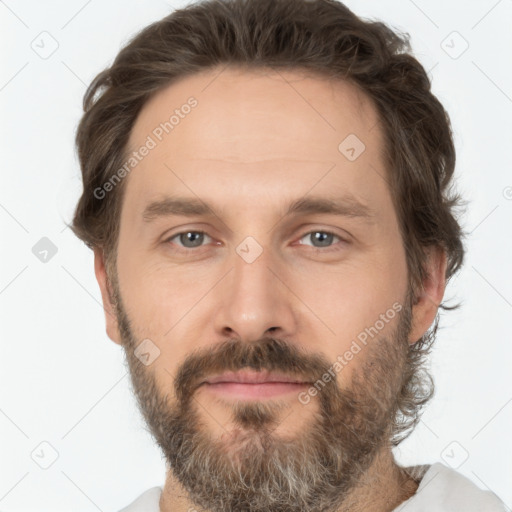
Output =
[{"x1": 212, "y1": 241, "x2": 298, "y2": 344}]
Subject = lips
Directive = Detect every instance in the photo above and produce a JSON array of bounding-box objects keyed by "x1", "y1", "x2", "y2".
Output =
[
  {"x1": 203, "y1": 370, "x2": 308, "y2": 385},
  {"x1": 199, "y1": 371, "x2": 311, "y2": 400}
]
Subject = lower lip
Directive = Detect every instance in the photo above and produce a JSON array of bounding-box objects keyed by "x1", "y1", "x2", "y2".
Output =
[{"x1": 202, "y1": 382, "x2": 309, "y2": 399}]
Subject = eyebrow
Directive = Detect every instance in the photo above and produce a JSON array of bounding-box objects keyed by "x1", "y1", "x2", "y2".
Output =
[{"x1": 142, "y1": 195, "x2": 375, "y2": 223}]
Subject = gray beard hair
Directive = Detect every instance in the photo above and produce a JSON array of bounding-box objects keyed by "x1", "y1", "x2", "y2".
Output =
[{"x1": 113, "y1": 282, "x2": 413, "y2": 512}]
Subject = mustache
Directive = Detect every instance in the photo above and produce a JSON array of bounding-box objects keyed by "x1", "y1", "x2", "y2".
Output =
[{"x1": 174, "y1": 337, "x2": 333, "y2": 404}]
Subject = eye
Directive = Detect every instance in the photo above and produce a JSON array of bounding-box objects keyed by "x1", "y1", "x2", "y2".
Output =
[
  {"x1": 297, "y1": 230, "x2": 346, "y2": 252},
  {"x1": 163, "y1": 229, "x2": 347, "y2": 254},
  {"x1": 164, "y1": 230, "x2": 213, "y2": 251}
]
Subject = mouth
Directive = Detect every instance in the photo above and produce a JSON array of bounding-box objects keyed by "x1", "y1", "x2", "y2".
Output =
[{"x1": 200, "y1": 370, "x2": 310, "y2": 400}]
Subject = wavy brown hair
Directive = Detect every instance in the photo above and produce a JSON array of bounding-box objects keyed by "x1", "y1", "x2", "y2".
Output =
[{"x1": 70, "y1": 0, "x2": 465, "y2": 445}]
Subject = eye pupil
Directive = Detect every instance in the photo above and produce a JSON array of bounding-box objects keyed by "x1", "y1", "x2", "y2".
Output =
[
  {"x1": 181, "y1": 231, "x2": 204, "y2": 248},
  {"x1": 312, "y1": 231, "x2": 333, "y2": 247}
]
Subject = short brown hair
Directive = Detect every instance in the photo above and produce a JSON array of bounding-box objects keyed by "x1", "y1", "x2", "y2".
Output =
[{"x1": 71, "y1": 0, "x2": 465, "y2": 430}]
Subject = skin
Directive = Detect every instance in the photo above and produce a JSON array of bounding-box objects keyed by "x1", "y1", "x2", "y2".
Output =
[{"x1": 93, "y1": 67, "x2": 446, "y2": 511}]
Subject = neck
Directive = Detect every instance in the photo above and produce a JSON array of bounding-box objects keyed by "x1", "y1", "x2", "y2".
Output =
[
  {"x1": 329, "y1": 447, "x2": 420, "y2": 512},
  {"x1": 159, "y1": 446, "x2": 419, "y2": 512}
]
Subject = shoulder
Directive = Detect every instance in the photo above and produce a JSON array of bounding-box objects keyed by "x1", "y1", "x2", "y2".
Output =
[
  {"x1": 393, "y1": 462, "x2": 507, "y2": 511},
  {"x1": 117, "y1": 486, "x2": 162, "y2": 512}
]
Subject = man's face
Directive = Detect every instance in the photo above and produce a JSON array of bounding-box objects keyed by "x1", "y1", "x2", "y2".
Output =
[{"x1": 105, "y1": 67, "x2": 415, "y2": 510}]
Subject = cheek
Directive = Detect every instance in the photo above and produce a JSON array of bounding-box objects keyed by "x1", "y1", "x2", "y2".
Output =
[
  {"x1": 289, "y1": 251, "x2": 407, "y2": 353},
  {"x1": 122, "y1": 273, "x2": 193, "y2": 338},
  {"x1": 116, "y1": 252, "x2": 217, "y2": 365},
  {"x1": 115, "y1": 257, "x2": 179, "y2": 358}
]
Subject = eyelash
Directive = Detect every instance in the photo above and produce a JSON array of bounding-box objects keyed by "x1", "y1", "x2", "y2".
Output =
[{"x1": 163, "y1": 229, "x2": 347, "y2": 254}]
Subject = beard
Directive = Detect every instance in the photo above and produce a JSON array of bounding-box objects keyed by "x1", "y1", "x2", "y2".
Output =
[{"x1": 109, "y1": 273, "x2": 417, "y2": 512}]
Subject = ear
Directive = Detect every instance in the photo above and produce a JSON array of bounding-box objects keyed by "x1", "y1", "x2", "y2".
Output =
[
  {"x1": 93, "y1": 247, "x2": 122, "y2": 345},
  {"x1": 408, "y1": 246, "x2": 447, "y2": 344}
]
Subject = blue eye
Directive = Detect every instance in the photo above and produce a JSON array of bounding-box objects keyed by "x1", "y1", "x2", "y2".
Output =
[
  {"x1": 163, "y1": 229, "x2": 346, "y2": 254},
  {"x1": 297, "y1": 230, "x2": 344, "y2": 251},
  {"x1": 165, "y1": 230, "x2": 212, "y2": 250}
]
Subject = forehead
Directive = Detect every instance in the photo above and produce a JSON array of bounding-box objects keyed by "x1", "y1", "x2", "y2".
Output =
[
  {"x1": 128, "y1": 66, "x2": 382, "y2": 160},
  {"x1": 122, "y1": 66, "x2": 389, "y2": 220}
]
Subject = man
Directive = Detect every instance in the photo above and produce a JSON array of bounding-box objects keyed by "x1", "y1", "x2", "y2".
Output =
[{"x1": 70, "y1": 0, "x2": 507, "y2": 510}]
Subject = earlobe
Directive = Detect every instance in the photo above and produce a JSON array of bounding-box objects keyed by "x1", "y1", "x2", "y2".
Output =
[
  {"x1": 408, "y1": 247, "x2": 447, "y2": 344},
  {"x1": 93, "y1": 247, "x2": 122, "y2": 345}
]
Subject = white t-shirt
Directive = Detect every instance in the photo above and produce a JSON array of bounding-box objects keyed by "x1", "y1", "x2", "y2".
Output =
[{"x1": 117, "y1": 462, "x2": 507, "y2": 511}]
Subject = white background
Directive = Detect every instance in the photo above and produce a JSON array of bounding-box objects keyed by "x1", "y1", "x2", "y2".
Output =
[{"x1": 1, "y1": 0, "x2": 511, "y2": 510}]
